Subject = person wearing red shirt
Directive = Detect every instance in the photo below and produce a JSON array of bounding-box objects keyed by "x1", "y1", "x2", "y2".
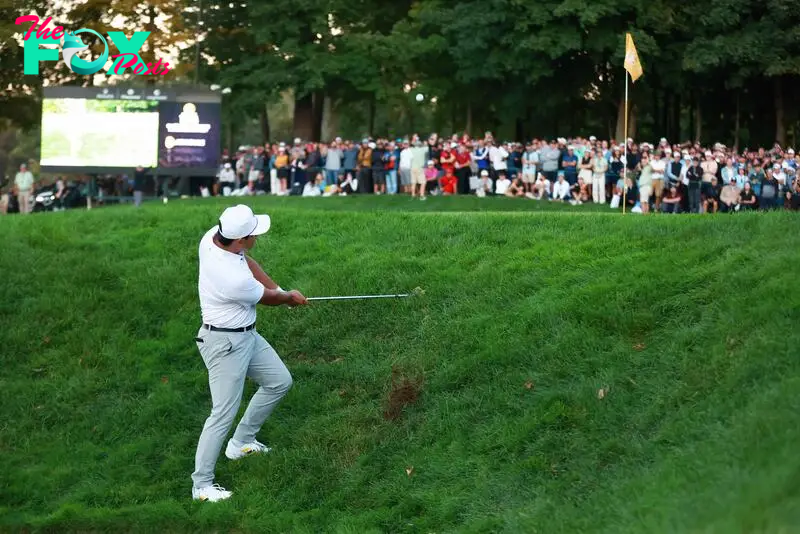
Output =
[
  {"x1": 440, "y1": 168, "x2": 458, "y2": 195},
  {"x1": 440, "y1": 143, "x2": 456, "y2": 177},
  {"x1": 454, "y1": 144, "x2": 472, "y2": 195}
]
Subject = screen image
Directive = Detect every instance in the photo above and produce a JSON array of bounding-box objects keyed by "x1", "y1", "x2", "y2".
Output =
[
  {"x1": 41, "y1": 98, "x2": 159, "y2": 167},
  {"x1": 157, "y1": 101, "x2": 220, "y2": 169}
]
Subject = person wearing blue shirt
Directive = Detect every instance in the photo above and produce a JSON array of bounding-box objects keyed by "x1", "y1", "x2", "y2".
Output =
[{"x1": 561, "y1": 147, "x2": 578, "y2": 185}]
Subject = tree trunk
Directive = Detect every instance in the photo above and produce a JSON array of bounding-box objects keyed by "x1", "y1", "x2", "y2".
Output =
[
  {"x1": 311, "y1": 90, "x2": 324, "y2": 142},
  {"x1": 661, "y1": 90, "x2": 669, "y2": 139},
  {"x1": 734, "y1": 91, "x2": 741, "y2": 152},
  {"x1": 227, "y1": 121, "x2": 233, "y2": 153},
  {"x1": 367, "y1": 95, "x2": 376, "y2": 137},
  {"x1": 774, "y1": 77, "x2": 786, "y2": 147},
  {"x1": 515, "y1": 116, "x2": 525, "y2": 143},
  {"x1": 694, "y1": 99, "x2": 702, "y2": 143},
  {"x1": 259, "y1": 105, "x2": 270, "y2": 145},
  {"x1": 145, "y1": 5, "x2": 157, "y2": 85},
  {"x1": 629, "y1": 105, "x2": 637, "y2": 140},
  {"x1": 292, "y1": 93, "x2": 314, "y2": 141},
  {"x1": 615, "y1": 98, "x2": 626, "y2": 142},
  {"x1": 652, "y1": 90, "x2": 660, "y2": 136},
  {"x1": 465, "y1": 101, "x2": 472, "y2": 135},
  {"x1": 672, "y1": 94, "x2": 681, "y2": 142}
]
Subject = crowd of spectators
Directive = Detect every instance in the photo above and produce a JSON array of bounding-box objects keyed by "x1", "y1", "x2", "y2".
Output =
[
  {"x1": 3, "y1": 132, "x2": 799, "y2": 215},
  {"x1": 217, "y1": 132, "x2": 800, "y2": 212}
]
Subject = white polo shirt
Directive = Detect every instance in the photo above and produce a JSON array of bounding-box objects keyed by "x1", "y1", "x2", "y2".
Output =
[{"x1": 198, "y1": 226, "x2": 265, "y2": 328}]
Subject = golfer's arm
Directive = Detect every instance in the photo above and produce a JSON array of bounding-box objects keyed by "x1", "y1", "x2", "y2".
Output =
[{"x1": 246, "y1": 256, "x2": 280, "y2": 290}]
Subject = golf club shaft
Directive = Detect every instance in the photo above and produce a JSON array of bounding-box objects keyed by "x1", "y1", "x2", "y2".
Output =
[{"x1": 307, "y1": 294, "x2": 411, "y2": 301}]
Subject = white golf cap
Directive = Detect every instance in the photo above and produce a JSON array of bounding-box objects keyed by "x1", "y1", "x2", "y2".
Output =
[{"x1": 218, "y1": 204, "x2": 271, "y2": 240}]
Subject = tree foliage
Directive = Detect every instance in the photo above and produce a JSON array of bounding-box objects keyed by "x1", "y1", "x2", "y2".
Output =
[{"x1": 2, "y1": 0, "x2": 799, "y2": 147}]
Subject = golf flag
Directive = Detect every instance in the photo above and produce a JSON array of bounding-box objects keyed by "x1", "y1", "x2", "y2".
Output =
[{"x1": 624, "y1": 33, "x2": 643, "y2": 82}]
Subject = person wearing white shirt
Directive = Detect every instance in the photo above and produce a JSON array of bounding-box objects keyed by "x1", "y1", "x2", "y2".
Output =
[
  {"x1": 14, "y1": 163, "x2": 34, "y2": 214},
  {"x1": 218, "y1": 163, "x2": 237, "y2": 196},
  {"x1": 494, "y1": 172, "x2": 511, "y2": 196},
  {"x1": 650, "y1": 150, "x2": 667, "y2": 211},
  {"x1": 475, "y1": 169, "x2": 493, "y2": 198},
  {"x1": 489, "y1": 142, "x2": 508, "y2": 173},
  {"x1": 191, "y1": 205, "x2": 307, "y2": 503},
  {"x1": 552, "y1": 172, "x2": 570, "y2": 201},
  {"x1": 398, "y1": 141, "x2": 413, "y2": 194}
]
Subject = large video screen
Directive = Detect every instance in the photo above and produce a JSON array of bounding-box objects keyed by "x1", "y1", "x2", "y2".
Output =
[
  {"x1": 158, "y1": 102, "x2": 221, "y2": 169},
  {"x1": 40, "y1": 98, "x2": 159, "y2": 167}
]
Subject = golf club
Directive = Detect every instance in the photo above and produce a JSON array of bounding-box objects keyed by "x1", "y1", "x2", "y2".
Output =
[{"x1": 307, "y1": 287, "x2": 425, "y2": 302}]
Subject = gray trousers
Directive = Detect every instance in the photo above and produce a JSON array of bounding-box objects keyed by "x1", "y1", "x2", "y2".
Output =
[
  {"x1": 133, "y1": 190, "x2": 143, "y2": 207},
  {"x1": 191, "y1": 327, "x2": 293, "y2": 489}
]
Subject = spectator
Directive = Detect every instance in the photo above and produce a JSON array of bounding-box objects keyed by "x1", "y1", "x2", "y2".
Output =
[
  {"x1": 650, "y1": 149, "x2": 666, "y2": 212},
  {"x1": 721, "y1": 158, "x2": 736, "y2": 185},
  {"x1": 506, "y1": 174, "x2": 525, "y2": 197},
  {"x1": 275, "y1": 146, "x2": 290, "y2": 195},
  {"x1": 410, "y1": 140, "x2": 428, "y2": 199},
  {"x1": 357, "y1": 140, "x2": 373, "y2": 194},
  {"x1": 522, "y1": 142, "x2": 539, "y2": 193},
  {"x1": 578, "y1": 151, "x2": 593, "y2": 192},
  {"x1": 540, "y1": 140, "x2": 561, "y2": 183},
  {"x1": 623, "y1": 177, "x2": 639, "y2": 210},
  {"x1": 591, "y1": 147, "x2": 608, "y2": 204},
  {"x1": 325, "y1": 141, "x2": 342, "y2": 186},
  {"x1": 248, "y1": 146, "x2": 265, "y2": 185},
  {"x1": 454, "y1": 143, "x2": 472, "y2": 195},
  {"x1": 749, "y1": 161, "x2": 765, "y2": 196},
  {"x1": 385, "y1": 141, "x2": 398, "y2": 195},
  {"x1": 666, "y1": 151, "x2": 683, "y2": 188},
  {"x1": 342, "y1": 141, "x2": 358, "y2": 182},
  {"x1": 14, "y1": 163, "x2": 34, "y2": 214},
  {"x1": 371, "y1": 140, "x2": 386, "y2": 195},
  {"x1": 786, "y1": 179, "x2": 800, "y2": 210},
  {"x1": 133, "y1": 165, "x2": 148, "y2": 206},
  {"x1": 662, "y1": 184, "x2": 682, "y2": 214},
  {"x1": 703, "y1": 177, "x2": 721, "y2": 213},
  {"x1": 719, "y1": 178, "x2": 741, "y2": 213},
  {"x1": 302, "y1": 172, "x2": 324, "y2": 197},
  {"x1": 489, "y1": 140, "x2": 509, "y2": 179},
  {"x1": 760, "y1": 169, "x2": 780, "y2": 210},
  {"x1": 687, "y1": 157, "x2": 703, "y2": 213},
  {"x1": 399, "y1": 140, "x2": 413, "y2": 194},
  {"x1": 440, "y1": 167, "x2": 458, "y2": 195},
  {"x1": 552, "y1": 172, "x2": 570, "y2": 202},
  {"x1": 338, "y1": 171, "x2": 357, "y2": 195},
  {"x1": 607, "y1": 147, "x2": 623, "y2": 200},
  {"x1": 532, "y1": 172, "x2": 550, "y2": 200},
  {"x1": 475, "y1": 169, "x2": 493, "y2": 198},
  {"x1": 570, "y1": 176, "x2": 590, "y2": 205},
  {"x1": 423, "y1": 160, "x2": 438, "y2": 199},
  {"x1": 562, "y1": 146, "x2": 578, "y2": 185},
  {"x1": 700, "y1": 150, "x2": 718, "y2": 201},
  {"x1": 508, "y1": 144, "x2": 522, "y2": 178},
  {"x1": 494, "y1": 171, "x2": 511, "y2": 196},
  {"x1": 473, "y1": 139, "x2": 490, "y2": 177},
  {"x1": 739, "y1": 181, "x2": 756, "y2": 210},
  {"x1": 734, "y1": 166, "x2": 748, "y2": 189},
  {"x1": 637, "y1": 154, "x2": 653, "y2": 214}
]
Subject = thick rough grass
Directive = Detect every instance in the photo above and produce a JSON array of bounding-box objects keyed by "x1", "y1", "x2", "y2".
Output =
[{"x1": 1, "y1": 197, "x2": 799, "y2": 533}]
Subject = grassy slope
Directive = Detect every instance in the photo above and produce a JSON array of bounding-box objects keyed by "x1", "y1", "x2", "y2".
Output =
[{"x1": 1, "y1": 197, "x2": 799, "y2": 533}]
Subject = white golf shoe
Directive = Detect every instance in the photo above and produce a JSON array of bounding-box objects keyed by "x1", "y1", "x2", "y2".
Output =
[
  {"x1": 225, "y1": 439, "x2": 271, "y2": 460},
  {"x1": 192, "y1": 483, "x2": 232, "y2": 502}
]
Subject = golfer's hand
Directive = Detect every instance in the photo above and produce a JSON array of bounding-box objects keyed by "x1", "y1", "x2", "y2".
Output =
[{"x1": 286, "y1": 290, "x2": 307, "y2": 307}]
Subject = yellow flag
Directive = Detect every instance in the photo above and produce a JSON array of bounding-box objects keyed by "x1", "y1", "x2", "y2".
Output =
[{"x1": 624, "y1": 33, "x2": 643, "y2": 82}]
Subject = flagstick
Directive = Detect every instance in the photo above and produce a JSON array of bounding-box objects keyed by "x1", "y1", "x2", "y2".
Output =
[{"x1": 623, "y1": 71, "x2": 629, "y2": 214}]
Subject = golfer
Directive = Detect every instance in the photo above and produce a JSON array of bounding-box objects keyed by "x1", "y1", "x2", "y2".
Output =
[{"x1": 191, "y1": 204, "x2": 307, "y2": 502}]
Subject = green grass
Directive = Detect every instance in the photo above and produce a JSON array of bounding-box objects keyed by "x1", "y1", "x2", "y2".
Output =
[{"x1": 1, "y1": 196, "x2": 799, "y2": 533}]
